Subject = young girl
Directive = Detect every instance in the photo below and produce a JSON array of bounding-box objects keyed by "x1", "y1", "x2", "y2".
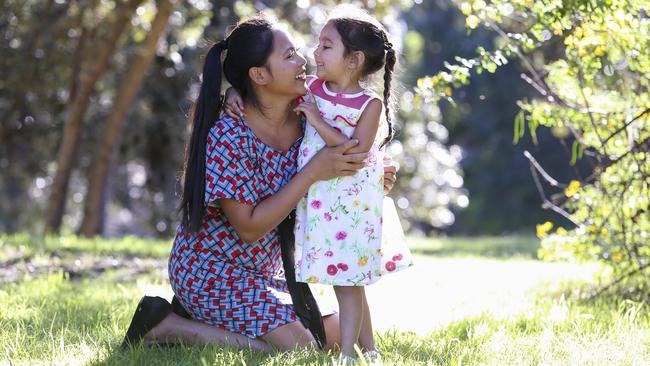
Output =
[{"x1": 225, "y1": 9, "x2": 412, "y2": 361}]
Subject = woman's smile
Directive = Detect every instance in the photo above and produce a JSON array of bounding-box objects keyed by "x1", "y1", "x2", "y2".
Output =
[{"x1": 295, "y1": 70, "x2": 307, "y2": 81}]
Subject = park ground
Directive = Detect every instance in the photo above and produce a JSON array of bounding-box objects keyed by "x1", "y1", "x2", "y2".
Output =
[{"x1": 1, "y1": 234, "x2": 648, "y2": 365}]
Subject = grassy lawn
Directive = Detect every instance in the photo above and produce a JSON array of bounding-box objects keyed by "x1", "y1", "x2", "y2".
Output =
[{"x1": 1, "y1": 233, "x2": 648, "y2": 365}]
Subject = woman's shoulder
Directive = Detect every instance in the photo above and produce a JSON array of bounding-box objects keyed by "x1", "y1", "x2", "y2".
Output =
[
  {"x1": 210, "y1": 114, "x2": 250, "y2": 139},
  {"x1": 208, "y1": 114, "x2": 252, "y2": 150}
]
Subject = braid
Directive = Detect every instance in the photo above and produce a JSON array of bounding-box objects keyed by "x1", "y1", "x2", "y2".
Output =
[{"x1": 381, "y1": 37, "x2": 396, "y2": 148}]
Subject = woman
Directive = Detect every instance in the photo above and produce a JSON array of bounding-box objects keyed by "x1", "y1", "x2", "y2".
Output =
[{"x1": 122, "y1": 15, "x2": 398, "y2": 352}]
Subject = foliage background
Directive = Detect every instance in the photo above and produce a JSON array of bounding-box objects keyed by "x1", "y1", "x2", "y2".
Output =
[{"x1": 1, "y1": 0, "x2": 646, "y2": 260}]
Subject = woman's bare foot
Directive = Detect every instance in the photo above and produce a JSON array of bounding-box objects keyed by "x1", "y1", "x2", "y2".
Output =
[{"x1": 143, "y1": 311, "x2": 272, "y2": 352}]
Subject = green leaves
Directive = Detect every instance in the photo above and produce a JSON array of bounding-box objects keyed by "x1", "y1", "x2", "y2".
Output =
[
  {"x1": 513, "y1": 110, "x2": 525, "y2": 144},
  {"x1": 416, "y1": 0, "x2": 650, "y2": 290},
  {"x1": 569, "y1": 140, "x2": 583, "y2": 166}
]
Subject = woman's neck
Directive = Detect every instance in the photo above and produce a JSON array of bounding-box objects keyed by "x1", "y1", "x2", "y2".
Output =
[{"x1": 244, "y1": 97, "x2": 294, "y2": 132}]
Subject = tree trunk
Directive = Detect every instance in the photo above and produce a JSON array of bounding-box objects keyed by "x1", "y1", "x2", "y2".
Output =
[
  {"x1": 78, "y1": 0, "x2": 174, "y2": 236},
  {"x1": 44, "y1": 0, "x2": 144, "y2": 233}
]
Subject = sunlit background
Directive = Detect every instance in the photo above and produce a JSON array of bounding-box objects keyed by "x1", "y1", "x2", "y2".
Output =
[{"x1": 1, "y1": 0, "x2": 586, "y2": 239}]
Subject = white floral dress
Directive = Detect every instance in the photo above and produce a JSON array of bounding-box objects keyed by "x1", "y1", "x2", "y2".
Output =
[{"x1": 294, "y1": 78, "x2": 413, "y2": 286}]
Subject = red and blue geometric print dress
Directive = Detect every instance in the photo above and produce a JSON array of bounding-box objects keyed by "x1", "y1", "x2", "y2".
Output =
[{"x1": 168, "y1": 114, "x2": 308, "y2": 338}]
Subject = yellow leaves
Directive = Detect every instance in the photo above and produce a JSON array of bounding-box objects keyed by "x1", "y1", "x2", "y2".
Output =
[
  {"x1": 552, "y1": 22, "x2": 564, "y2": 36},
  {"x1": 565, "y1": 180, "x2": 581, "y2": 197},
  {"x1": 589, "y1": 224, "x2": 609, "y2": 235},
  {"x1": 461, "y1": 2, "x2": 472, "y2": 15},
  {"x1": 416, "y1": 77, "x2": 434, "y2": 90},
  {"x1": 594, "y1": 46, "x2": 605, "y2": 56},
  {"x1": 459, "y1": 0, "x2": 484, "y2": 29},
  {"x1": 611, "y1": 251, "x2": 624, "y2": 263},
  {"x1": 466, "y1": 15, "x2": 480, "y2": 29},
  {"x1": 578, "y1": 47, "x2": 587, "y2": 57},
  {"x1": 564, "y1": 24, "x2": 607, "y2": 59},
  {"x1": 473, "y1": 0, "x2": 486, "y2": 10},
  {"x1": 444, "y1": 86, "x2": 453, "y2": 97},
  {"x1": 556, "y1": 227, "x2": 568, "y2": 236},
  {"x1": 536, "y1": 221, "x2": 553, "y2": 238}
]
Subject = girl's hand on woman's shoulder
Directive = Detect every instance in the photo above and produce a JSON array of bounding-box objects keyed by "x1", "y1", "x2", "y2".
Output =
[
  {"x1": 223, "y1": 87, "x2": 245, "y2": 119},
  {"x1": 293, "y1": 101, "x2": 321, "y2": 125},
  {"x1": 304, "y1": 139, "x2": 367, "y2": 182}
]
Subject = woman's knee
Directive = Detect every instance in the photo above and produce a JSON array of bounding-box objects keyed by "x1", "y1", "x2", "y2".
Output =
[
  {"x1": 260, "y1": 321, "x2": 317, "y2": 351},
  {"x1": 323, "y1": 313, "x2": 341, "y2": 351}
]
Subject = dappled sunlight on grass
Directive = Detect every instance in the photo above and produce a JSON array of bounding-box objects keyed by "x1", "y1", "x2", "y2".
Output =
[
  {"x1": 1, "y1": 271, "x2": 167, "y2": 360},
  {"x1": 1, "y1": 235, "x2": 648, "y2": 365},
  {"x1": 365, "y1": 255, "x2": 604, "y2": 334}
]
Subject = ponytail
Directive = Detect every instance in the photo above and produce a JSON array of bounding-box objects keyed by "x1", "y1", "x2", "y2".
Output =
[
  {"x1": 180, "y1": 40, "x2": 228, "y2": 233},
  {"x1": 381, "y1": 40, "x2": 396, "y2": 148}
]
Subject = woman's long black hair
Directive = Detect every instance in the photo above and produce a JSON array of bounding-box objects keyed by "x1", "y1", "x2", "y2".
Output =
[{"x1": 180, "y1": 16, "x2": 275, "y2": 234}]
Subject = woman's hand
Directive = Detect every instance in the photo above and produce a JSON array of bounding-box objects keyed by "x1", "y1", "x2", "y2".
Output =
[
  {"x1": 383, "y1": 155, "x2": 399, "y2": 195},
  {"x1": 304, "y1": 140, "x2": 367, "y2": 182},
  {"x1": 223, "y1": 87, "x2": 245, "y2": 119}
]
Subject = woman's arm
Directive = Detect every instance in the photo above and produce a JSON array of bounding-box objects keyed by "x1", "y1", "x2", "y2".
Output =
[{"x1": 219, "y1": 140, "x2": 367, "y2": 244}]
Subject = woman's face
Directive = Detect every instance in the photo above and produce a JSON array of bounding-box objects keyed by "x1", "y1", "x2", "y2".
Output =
[{"x1": 262, "y1": 29, "x2": 308, "y2": 98}]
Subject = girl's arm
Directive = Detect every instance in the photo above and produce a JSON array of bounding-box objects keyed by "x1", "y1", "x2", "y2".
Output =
[
  {"x1": 294, "y1": 99, "x2": 383, "y2": 154},
  {"x1": 219, "y1": 139, "x2": 366, "y2": 244},
  {"x1": 223, "y1": 75, "x2": 318, "y2": 118}
]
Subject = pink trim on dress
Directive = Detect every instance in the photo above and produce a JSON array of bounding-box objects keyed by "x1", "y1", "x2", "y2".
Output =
[{"x1": 309, "y1": 78, "x2": 372, "y2": 109}]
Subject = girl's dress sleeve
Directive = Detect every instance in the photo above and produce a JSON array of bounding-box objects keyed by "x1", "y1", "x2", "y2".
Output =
[{"x1": 204, "y1": 122, "x2": 260, "y2": 206}]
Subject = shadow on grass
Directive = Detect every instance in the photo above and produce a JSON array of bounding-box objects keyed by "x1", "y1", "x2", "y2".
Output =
[{"x1": 0, "y1": 233, "x2": 172, "y2": 261}]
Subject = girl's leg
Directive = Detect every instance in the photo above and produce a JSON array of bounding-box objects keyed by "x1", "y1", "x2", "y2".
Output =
[
  {"x1": 357, "y1": 288, "x2": 376, "y2": 352},
  {"x1": 143, "y1": 312, "x2": 271, "y2": 352},
  {"x1": 334, "y1": 285, "x2": 364, "y2": 357}
]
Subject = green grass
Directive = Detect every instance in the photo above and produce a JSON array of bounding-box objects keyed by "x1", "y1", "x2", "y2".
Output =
[
  {"x1": 406, "y1": 235, "x2": 540, "y2": 259},
  {"x1": 1, "y1": 233, "x2": 172, "y2": 261},
  {"x1": 1, "y1": 233, "x2": 649, "y2": 365}
]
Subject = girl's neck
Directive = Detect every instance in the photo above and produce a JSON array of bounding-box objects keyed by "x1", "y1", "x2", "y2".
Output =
[{"x1": 324, "y1": 77, "x2": 363, "y2": 95}]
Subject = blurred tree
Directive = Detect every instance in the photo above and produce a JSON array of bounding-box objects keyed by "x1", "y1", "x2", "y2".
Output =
[
  {"x1": 79, "y1": 0, "x2": 174, "y2": 236},
  {"x1": 45, "y1": 0, "x2": 145, "y2": 233},
  {"x1": 402, "y1": 0, "x2": 588, "y2": 235},
  {"x1": 387, "y1": 91, "x2": 468, "y2": 234},
  {"x1": 1, "y1": 0, "x2": 104, "y2": 232},
  {"x1": 1, "y1": 0, "x2": 470, "y2": 239},
  {"x1": 417, "y1": 0, "x2": 649, "y2": 293}
]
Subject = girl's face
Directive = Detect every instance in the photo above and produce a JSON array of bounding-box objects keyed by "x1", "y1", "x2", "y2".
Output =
[
  {"x1": 263, "y1": 29, "x2": 308, "y2": 98},
  {"x1": 313, "y1": 21, "x2": 348, "y2": 82}
]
